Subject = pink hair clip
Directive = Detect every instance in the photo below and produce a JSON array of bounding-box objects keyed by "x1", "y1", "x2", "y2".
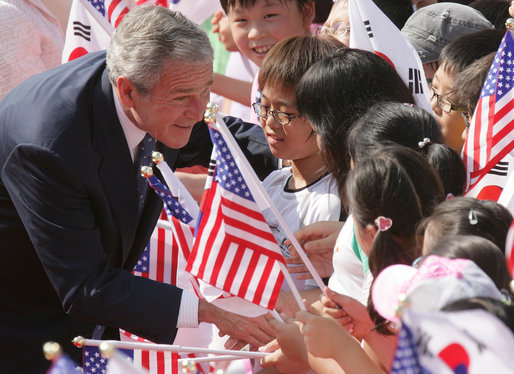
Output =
[{"x1": 375, "y1": 216, "x2": 393, "y2": 232}]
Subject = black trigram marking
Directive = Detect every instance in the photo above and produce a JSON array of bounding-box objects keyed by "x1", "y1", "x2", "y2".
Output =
[
  {"x1": 408, "y1": 68, "x2": 423, "y2": 95},
  {"x1": 364, "y1": 20, "x2": 373, "y2": 38},
  {"x1": 488, "y1": 161, "x2": 509, "y2": 176},
  {"x1": 207, "y1": 158, "x2": 216, "y2": 177},
  {"x1": 73, "y1": 21, "x2": 91, "y2": 41}
]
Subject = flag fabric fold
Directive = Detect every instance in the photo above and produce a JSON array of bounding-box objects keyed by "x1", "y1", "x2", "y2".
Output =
[
  {"x1": 186, "y1": 119, "x2": 285, "y2": 310},
  {"x1": 62, "y1": 0, "x2": 119, "y2": 62},
  {"x1": 83, "y1": 345, "x2": 179, "y2": 374},
  {"x1": 348, "y1": 0, "x2": 432, "y2": 112},
  {"x1": 463, "y1": 30, "x2": 514, "y2": 199},
  {"x1": 46, "y1": 353, "x2": 82, "y2": 373},
  {"x1": 391, "y1": 309, "x2": 514, "y2": 373}
]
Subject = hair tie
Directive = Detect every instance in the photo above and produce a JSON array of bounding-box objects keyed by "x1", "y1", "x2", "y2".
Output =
[
  {"x1": 375, "y1": 216, "x2": 393, "y2": 232},
  {"x1": 403, "y1": 103, "x2": 415, "y2": 107},
  {"x1": 468, "y1": 209, "x2": 478, "y2": 225},
  {"x1": 418, "y1": 137, "x2": 431, "y2": 149},
  {"x1": 446, "y1": 193, "x2": 455, "y2": 200}
]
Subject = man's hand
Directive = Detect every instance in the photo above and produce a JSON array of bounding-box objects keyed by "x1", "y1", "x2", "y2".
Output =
[{"x1": 198, "y1": 300, "x2": 275, "y2": 350}]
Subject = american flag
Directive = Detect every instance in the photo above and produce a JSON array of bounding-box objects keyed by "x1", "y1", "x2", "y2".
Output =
[
  {"x1": 463, "y1": 30, "x2": 514, "y2": 194},
  {"x1": 186, "y1": 125, "x2": 285, "y2": 310},
  {"x1": 83, "y1": 345, "x2": 179, "y2": 374},
  {"x1": 390, "y1": 324, "x2": 430, "y2": 374},
  {"x1": 137, "y1": 0, "x2": 168, "y2": 6},
  {"x1": 88, "y1": 0, "x2": 129, "y2": 28},
  {"x1": 47, "y1": 353, "x2": 82, "y2": 374}
]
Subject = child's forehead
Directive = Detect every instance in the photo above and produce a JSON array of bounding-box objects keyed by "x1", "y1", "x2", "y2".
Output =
[{"x1": 229, "y1": 0, "x2": 292, "y2": 12}]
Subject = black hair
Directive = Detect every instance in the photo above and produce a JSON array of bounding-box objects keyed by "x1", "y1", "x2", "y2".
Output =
[
  {"x1": 220, "y1": 0, "x2": 312, "y2": 14},
  {"x1": 347, "y1": 102, "x2": 465, "y2": 196},
  {"x1": 372, "y1": 0, "x2": 413, "y2": 29},
  {"x1": 440, "y1": 29, "x2": 506, "y2": 74},
  {"x1": 347, "y1": 144, "x2": 444, "y2": 333},
  {"x1": 469, "y1": 0, "x2": 511, "y2": 29},
  {"x1": 421, "y1": 197, "x2": 513, "y2": 254},
  {"x1": 443, "y1": 297, "x2": 514, "y2": 334},
  {"x1": 454, "y1": 52, "x2": 495, "y2": 115},
  {"x1": 430, "y1": 235, "x2": 513, "y2": 294},
  {"x1": 425, "y1": 143, "x2": 466, "y2": 197},
  {"x1": 259, "y1": 35, "x2": 344, "y2": 97},
  {"x1": 313, "y1": 0, "x2": 334, "y2": 24},
  {"x1": 296, "y1": 49, "x2": 415, "y2": 207}
]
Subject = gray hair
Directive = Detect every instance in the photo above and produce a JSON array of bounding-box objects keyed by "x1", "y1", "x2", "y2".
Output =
[{"x1": 106, "y1": 6, "x2": 213, "y2": 94}]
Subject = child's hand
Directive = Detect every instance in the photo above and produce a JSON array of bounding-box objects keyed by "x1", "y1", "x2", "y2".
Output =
[
  {"x1": 259, "y1": 317, "x2": 310, "y2": 373},
  {"x1": 296, "y1": 304, "x2": 353, "y2": 360},
  {"x1": 284, "y1": 220, "x2": 344, "y2": 279},
  {"x1": 211, "y1": 9, "x2": 239, "y2": 52},
  {"x1": 323, "y1": 287, "x2": 375, "y2": 340}
]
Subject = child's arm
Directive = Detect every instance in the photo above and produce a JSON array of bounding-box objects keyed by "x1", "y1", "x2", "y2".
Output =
[
  {"x1": 296, "y1": 309, "x2": 385, "y2": 374},
  {"x1": 212, "y1": 73, "x2": 253, "y2": 106}
]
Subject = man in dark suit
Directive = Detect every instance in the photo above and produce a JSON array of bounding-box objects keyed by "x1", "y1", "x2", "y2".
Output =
[{"x1": 0, "y1": 6, "x2": 274, "y2": 373}]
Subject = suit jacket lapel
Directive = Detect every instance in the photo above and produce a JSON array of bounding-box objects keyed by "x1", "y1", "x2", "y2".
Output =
[{"x1": 93, "y1": 69, "x2": 139, "y2": 265}]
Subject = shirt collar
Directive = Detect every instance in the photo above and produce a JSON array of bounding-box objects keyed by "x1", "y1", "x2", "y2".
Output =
[{"x1": 112, "y1": 86, "x2": 146, "y2": 162}]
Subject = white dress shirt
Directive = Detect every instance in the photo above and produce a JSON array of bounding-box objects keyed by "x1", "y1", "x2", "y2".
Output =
[{"x1": 113, "y1": 88, "x2": 199, "y2": 328}]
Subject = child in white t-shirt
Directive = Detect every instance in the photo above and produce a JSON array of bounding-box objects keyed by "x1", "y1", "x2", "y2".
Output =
[{"x1": 255, "y1": 35, "x2": 344, "y2": 299}]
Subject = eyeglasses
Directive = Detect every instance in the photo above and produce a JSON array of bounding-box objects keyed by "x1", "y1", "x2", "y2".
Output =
[
  {"x1": 252, "y1": 102, "x2": 302, "y2": 126},
  {"x1": 429, "y1": 87, "x2": 466, "y2": 114},
  {"x1": 461, "y1": 112, "x2": 472, "y2": 128},
  {"x1": 313, "y1": 22, "x2": 350, "y2": 38}
]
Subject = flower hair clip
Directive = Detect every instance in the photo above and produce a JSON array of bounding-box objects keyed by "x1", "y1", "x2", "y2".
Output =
[
  {"x1": 418, "y1": 137, "x2": 431, "y2": 149},
  {"x1": 375, "y1": 216, "x2": 393, "y2": 232}
]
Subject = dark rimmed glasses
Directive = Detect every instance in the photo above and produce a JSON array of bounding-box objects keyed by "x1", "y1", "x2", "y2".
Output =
[
  {"x1": 252, "y1": 102, "x2": 302, "y2": 126},
  {"x1": 429, "y1": 87, "x2": 467, "y2": 114}
]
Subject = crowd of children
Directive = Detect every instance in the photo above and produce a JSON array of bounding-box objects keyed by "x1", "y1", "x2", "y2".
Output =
[
  {"x1": 208, "y1": 0, "x2": 514, "y2": 373},
  {"x1": 1, "y1": 0, "x2": 513, "y2": 372}
]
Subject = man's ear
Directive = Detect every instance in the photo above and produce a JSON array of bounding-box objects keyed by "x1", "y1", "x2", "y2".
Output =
[
  {"x1": 302, "y1": 1, "x2": 316, "y2": 31},
  {"x1": 116, "y1": 76, "x2": 136, "y2": 109}
]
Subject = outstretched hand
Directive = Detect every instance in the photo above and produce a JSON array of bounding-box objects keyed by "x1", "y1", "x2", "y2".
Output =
[
  {"x1": 198, "y1": 300, "x2": 275, "y2": 350},
  {"x1": 284, "y1": 221, "x2": 344, "y2": 279},
  {"x1": 259, "y1": 317, "x2": 310, "y2": 373},
  {"x1": 320, "y1": 287, "x2": 374, "y2": 340},
  {"x1": 296, "y1": 303, "x2": 354, "y2": 360}
]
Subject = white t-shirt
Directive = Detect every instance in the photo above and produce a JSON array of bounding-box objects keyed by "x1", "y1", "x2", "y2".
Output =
[
  {"x1": 328, "y1": 217, "x2": 367, "y2": 303},
  {"x1": 262, "y1": 167, "x2": 341, "y2": 290}
]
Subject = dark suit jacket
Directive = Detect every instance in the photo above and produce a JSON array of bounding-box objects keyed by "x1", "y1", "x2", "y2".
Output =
[
  {"x1": 0, "y1": 52, "x2": 186, "y2": 372},
  {"x1": 0, "y1": 51, "x2": 277, "y2": 373}
]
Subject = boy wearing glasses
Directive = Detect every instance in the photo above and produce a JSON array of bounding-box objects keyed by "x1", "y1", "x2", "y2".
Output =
[
  {"x1": 254, "y1": 36, "x2": 344, "y2": 301},
  {"x1": 430, "y1": 29, "x2": 505, "y2": 152}
]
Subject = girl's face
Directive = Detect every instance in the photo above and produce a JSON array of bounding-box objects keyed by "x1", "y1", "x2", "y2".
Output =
[
  {"x1": 260, "y1": 85, "x2": 319, "y2": 162},
  {"x1": 229, "y1": 0, "x2": 314, "y2": 66}
]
